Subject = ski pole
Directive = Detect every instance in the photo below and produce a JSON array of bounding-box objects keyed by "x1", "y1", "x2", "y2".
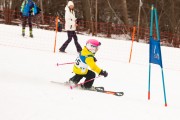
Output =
[
  {"x1": 70, "y1": 76, "x2": 102, "y2": 89},
  {"x1": 57, "y1": 62, "x2": 75, "y2": 66}
]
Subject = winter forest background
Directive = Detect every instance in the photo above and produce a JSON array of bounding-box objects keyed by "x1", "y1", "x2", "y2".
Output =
[{"x1": 0, "y1": 0, "x2": 180, "y2": 47}]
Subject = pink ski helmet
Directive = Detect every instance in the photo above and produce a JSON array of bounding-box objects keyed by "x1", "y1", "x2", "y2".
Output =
[{"x1": 86, "y1": 39, "x2": 101, "y2": 54}]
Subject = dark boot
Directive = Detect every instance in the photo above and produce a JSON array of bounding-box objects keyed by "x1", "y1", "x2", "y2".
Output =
[
  {"x1": 59, "y1": 48, "x2": 66, "y2": 53},
  {"x1": 22, "y1": 28, "x2": 25, "y2": 37},
  {"x1": 29, "y1": 30, "x2": 33, "y2": 38}
]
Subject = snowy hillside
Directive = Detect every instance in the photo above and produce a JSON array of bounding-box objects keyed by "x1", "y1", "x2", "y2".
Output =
[{"x1": 0, "y1": 24, "x2": 180, "y2": 120}]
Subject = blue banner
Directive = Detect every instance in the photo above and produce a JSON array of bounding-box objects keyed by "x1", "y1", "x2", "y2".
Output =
[{"x1": 149, "y1": 37, "x2": 162, "y2": 68}]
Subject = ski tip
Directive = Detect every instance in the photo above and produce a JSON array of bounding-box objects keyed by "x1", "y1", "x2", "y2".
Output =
[
  {"x1": 70, "y1": 86, "x2": 73, "y2": 90},
  {"x1": 56, "y1": 63, "x2": 58, "y2": 66}
]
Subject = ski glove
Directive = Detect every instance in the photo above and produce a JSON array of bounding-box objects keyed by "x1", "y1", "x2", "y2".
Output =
[
  {"x1": 94, "y1": 57, "x2": 97, "y2": 62},
  {"x1": 99, "y1": 70, "x2": 108, "y2": 77}
]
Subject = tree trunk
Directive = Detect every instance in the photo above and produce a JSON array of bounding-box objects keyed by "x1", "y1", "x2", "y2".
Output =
[
  {"x1": 121, "y1": 0, "x2": 129, "y2": 26},
  {"x1": 81, "y1": 0, "x2": 94, "y2": 35},
  {"x1": 3, "y1": 0, "x2": 10, "y2": 24},
  {"x1": 95, "y1": 0, "x2": 98, "y2": 35},
  {"x1": 136, "y1": 0, "x2": 142, "y2": 42},
  {"x1": 39, "y1": 0, "x2": 44, "y2": 24}
]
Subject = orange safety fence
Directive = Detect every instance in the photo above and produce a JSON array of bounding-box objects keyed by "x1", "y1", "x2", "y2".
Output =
[{"x1": 0, "y1": 9, "x2": 180, "y2": 48}]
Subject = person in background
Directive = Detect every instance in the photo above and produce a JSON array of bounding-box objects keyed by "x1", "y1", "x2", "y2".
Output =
[
  {"x1": 59, "y1": 1, "x2": 82, "y2": 53},
  {"x1": 20, "y1": 0, "x2": 38, "y2": 38},
  {"x1": 69, "y1": 39, "x2": 108, "y2": 90}
]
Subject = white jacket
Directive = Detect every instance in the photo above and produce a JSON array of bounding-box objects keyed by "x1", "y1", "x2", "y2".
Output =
[{"x1": 65, "y1": 6, "x2": 77, "y2": 31}]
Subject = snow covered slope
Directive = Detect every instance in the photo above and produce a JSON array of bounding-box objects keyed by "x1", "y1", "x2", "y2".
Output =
[{"x1": 0, "y1": 24, "x2": 180, "y2": 120}]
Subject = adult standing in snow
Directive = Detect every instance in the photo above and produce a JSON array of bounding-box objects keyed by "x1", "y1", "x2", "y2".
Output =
[
  {"x1": 69, "y1": 39, "x2": 108, "y2": 90},
  {"x1": 59, "y1": 1, "x2": 82, "y2": 53},
  {"x1": 20, "y1": 0, "x2": 38, "y2": 38}
]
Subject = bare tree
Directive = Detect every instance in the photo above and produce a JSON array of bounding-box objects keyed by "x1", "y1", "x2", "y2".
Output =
[
  {"x1": 81, "y1": 0, "x2": 94, "y2": 34},
  {"x1": 136, "y1": 0, "x2": 143, "y2": 42},
  {"x1": 95, "y1": 0, "x2": 98, "y2": 35},
  {"x1": 121, "y1": 0, "x2": 129, "y2": 25},
  {"x1": 39, "y1": 0, "x2": 44, "y2": 24}
]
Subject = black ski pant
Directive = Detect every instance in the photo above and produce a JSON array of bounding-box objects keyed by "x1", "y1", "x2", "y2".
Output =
[
  {"x1": 22, "y1": 16, "x2": 32, "y2": 31},
  {"x1": 70, "y1": 70, "x2": 96, "y2": 88},
  {"x1": 60, "y1": 31, "x2": 82, "y2": 52}
]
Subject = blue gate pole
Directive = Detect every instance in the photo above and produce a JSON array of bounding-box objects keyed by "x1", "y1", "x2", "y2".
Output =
[
  {"x1": 161, "y1": 68, "x2": 167, "y2": 106},
  {"x1": 154, "y1": 8, "x2": 160, "y2": 41},
  {"x1": 148, "y1": 5, "x2": 154, "y2": 100},
  {"x1": 150, "y1": 5, "x2": 154, "y2": 37},
  {"x1": 148, "y1": 64, "x2": 151, "y2": 100},
  {"x1": 155, "y1": 8, "x2": 168, "y2": 107}
]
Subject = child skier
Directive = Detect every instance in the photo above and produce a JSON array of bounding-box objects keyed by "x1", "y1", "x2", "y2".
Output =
[
  {"x1": 20, "y1": 0, "x2": 38, "y2": 37},
  {"x1": 69, "y1": 39, "x2": 108, "y2": 90}
]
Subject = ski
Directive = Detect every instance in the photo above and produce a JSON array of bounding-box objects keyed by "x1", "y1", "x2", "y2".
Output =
[
  {"x1": 96, "y1": 89, "x2": 124, "y2": 96},
  {"x1": 51, "y1": 81, "x2": 70, "y2": 86},
  {"x1": 50, "y1": 81, "x2": 104, "y2": 90},
  {"x1": 92, "y1": 87, "x2": 124, "y2": 96},
  {"x1": 50, "y1": 81, "x2": 124, "y2": 97}
]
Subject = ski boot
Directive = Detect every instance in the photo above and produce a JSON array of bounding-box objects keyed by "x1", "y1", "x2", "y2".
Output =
[
  {"x1": 29, "y1": 30, "x2": 33, "y2": 38},
  {"x1": 69, "y1": 78, "x2": 77, "y2": 86},
  {"x1": 80, "y1": 84, "x2": 96, "y2": 91},
  {"x1": 22, "y1": 28, "x2": 25, "y2": 37}
]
